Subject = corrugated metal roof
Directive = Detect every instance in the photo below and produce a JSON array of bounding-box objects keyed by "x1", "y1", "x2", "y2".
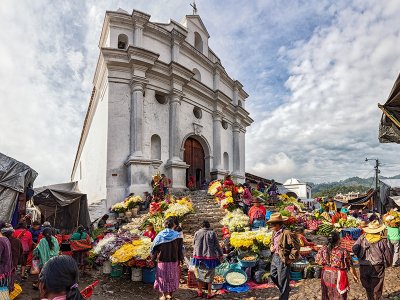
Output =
[{"x1": 380, "y1": 179, "x2": 400, "y2": 188}]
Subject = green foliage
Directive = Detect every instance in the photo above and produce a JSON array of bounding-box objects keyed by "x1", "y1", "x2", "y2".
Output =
[{"x1": 313, "y1": 185, "x2": 369, "y2": 198}]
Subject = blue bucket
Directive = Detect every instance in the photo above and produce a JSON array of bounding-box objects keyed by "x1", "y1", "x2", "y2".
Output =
[
  {"x1": 290, "y1": 271, "x2": 302, "y2": 281},
  {"x1": 142, "y1": 267, "x2": 156, "y2": 283}
]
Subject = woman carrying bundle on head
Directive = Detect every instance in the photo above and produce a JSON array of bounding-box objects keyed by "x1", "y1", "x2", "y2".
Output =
[
  {"x1": 39, "y1": 255, "x2": 85, "y2": 300},
  {"x1": 315, "y1": 231, "x2": 359, "y2": 300}
]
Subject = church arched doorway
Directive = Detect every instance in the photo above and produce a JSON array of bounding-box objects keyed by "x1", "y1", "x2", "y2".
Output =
[{"x1": 184, "y1": 137, "x2": 205, "y2": 189}]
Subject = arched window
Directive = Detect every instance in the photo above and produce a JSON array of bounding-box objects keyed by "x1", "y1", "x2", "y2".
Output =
[
  {"x1": 223, "y1": 152, "x2": 229, "y2": 170},
  {"x1": 151, "y1": 134, "x2": 161, "y2": 160},
  {"x1": 193, "y1": 68, "x2": 201, "y2": 81},
  {"x1": 194, "y1": 32, "x2": 203, "y2": 53},
  {"x1": 118, "y1": 34, "x2": 128, "y2": 49}
]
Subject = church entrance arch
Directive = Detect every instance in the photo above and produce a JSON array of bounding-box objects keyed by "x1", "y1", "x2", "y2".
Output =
[{"x1": 183, "y1": 137, "x2": 206, "y2": 189}]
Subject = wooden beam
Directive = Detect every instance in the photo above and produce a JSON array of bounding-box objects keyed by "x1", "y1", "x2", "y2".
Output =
[{"x1": 379, "y1": 103, "x2": 400, "y2": 129}]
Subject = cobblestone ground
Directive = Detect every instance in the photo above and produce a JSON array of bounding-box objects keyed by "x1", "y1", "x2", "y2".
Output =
[{"x1": 18, "y1": 266, "x2": 400, "y2": 300}]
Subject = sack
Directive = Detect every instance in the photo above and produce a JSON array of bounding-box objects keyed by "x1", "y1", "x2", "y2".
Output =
[
  {"x1": 0, "y1": 286, "x2": 10, "y2": 300},
  {"x1": 31, "y1": 259, "x2": 40, "y2": 275},
  {"x1": 9, "y1": 284, "x2": 22, "y2": 300}
]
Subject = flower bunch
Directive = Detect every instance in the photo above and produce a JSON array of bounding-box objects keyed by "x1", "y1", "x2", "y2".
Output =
[
  {"x1": 220, "y1": 196, "x2": 234, "y2": 210},
  {"x1": 164, "y1": 203, "x2": 192, "y2": 218},
  {"x1": 208, "y1": 180, "x2": 222, "y2": 196},
  {"x1": 383, "y1": 210, "x2": 400, "y2": 227},
  {"x1": 255, "y1": 230, "x2": 273, "y2": 247},
  {"x1": 125, "y1": 196, "x2": 144, "y2": 209},
  {"x1": 230, "y1": 231, "x2": 258, "y2": 249},
  {"x1": 93, "y1": 234, "x2": 117, "y2": 255},
  {"x1": 221, "y1": 209, "x2": 250, "y2": 232},
  {"x1": 95, "y1": 232, "x2": 138, "y2": 264},
  {"x1": 111, "y1": 202, "x2": 127, "y2": 213},
  {"x1": 110, "y1": 237, "x2": 152, "y2": 264}
]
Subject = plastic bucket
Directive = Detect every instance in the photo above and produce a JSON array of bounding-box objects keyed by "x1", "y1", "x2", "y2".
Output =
[
  {"x1": 142, "y1": 267, "x2": 156, "y2": 283},
  {"x1": 290, "y1": 271, "x2": 302, "y2": 281},
  {"x1": 131, "y1": 267, "x2": 142, "y2": 282},
  {"x1": 110, "y1": 264, "x2": 123, "y2": 278},
  {"x1": 103, "y1": 261, "x2": 112, "y2": 274}
]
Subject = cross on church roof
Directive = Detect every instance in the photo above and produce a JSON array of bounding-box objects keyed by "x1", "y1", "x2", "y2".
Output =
[{"x1": 190, "y1": 0, "x2": 198, "y2": 15}]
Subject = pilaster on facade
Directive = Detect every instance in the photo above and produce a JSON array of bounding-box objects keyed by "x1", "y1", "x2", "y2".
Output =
[
  {"x1": 171, "y1": 29, "x2": 187, "y2": 62},
  {"x1": 132, "y1": 10, "x2": 150, "y2": 48}
]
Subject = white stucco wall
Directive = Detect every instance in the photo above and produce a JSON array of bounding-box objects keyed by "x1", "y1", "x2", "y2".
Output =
[
  {"x1": 105, "y1": 81, "x2": 131, "y2": 206},
  {"x1": 72, "y1": 83, "x2": 109, "y2": 205},
  {"x1": 143, "y1": 33, "x2": 171, "y2": 63}
]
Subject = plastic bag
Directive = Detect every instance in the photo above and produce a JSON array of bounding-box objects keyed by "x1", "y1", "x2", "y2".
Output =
[
  {"x1": 9, "y1": 284, "x2": 22, "y2": 300},
  {"x1": 31, "y1": 259, "x2": 40, "y2": 275},
  {"x1": 0, "y1": 286, "x2": 10, "y2": 300}
]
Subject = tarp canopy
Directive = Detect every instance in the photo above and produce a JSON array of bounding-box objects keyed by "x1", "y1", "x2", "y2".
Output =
[
  {"x1": 0, "y1": 152, "x2": 37, "y2": 222},
  {"x1": 379, "y1": 73, "x2": 400, "y2": 143},
  {"x1": 33, "y1": 182, "x2": 91, "y2": 231}
]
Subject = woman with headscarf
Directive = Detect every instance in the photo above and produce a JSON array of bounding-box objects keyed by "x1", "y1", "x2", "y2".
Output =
[
  {"x1": 352, "y1": 220, "x2": 392, "y2": 300},
  {"x1": 316, "y1": 231, "x2": 359, "y2": 300},
  {"x1": 70, "y1": 226, "x2": 92, "y2": 273},
  {"x1": 0, "y1": 221, "x2": 13, "y2": 295},
  {"x1": 248, "y1": 198, "x2": 267, "y2": 230},
  {"x1": 151, "y1": 218, "x2": 183, "y2": 300},
  {"x1": 193, "y1": 220, "x2": 223, "y2": 299},
  {"x1": 39, "y1": 255, "x2": 85, "y2": 300}
]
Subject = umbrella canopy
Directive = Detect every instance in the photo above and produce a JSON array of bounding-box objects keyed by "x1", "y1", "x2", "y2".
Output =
[
  {"x1": 379, "y1": 73, "x2": 400, "y2": 143},
  {"x1": 33, "y1": 182, "x2": 91, "y2": 231}
]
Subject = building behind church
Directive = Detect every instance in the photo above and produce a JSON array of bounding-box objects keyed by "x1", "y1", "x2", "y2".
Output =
[{"x1": 71, "y1": 8, "x2": 253, "y2": 212}]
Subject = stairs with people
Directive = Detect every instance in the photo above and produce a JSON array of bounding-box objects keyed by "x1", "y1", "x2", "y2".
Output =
[{"x1": 180, "y1": 190, "x2": 226, "y2": 256}]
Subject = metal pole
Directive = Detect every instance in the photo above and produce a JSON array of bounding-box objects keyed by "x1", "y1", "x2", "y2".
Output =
[{"x1": 53, "y1": 205, "x2": 57, "y2": 227}]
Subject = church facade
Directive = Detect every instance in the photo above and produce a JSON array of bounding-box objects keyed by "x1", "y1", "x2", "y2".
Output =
[{"x1": 71, "y1": 8, "x2": 253, "y2": 210}]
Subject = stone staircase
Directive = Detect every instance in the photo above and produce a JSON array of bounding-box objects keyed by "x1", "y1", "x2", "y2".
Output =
[{"x1": 181, "y1": 190, "x2": 226, "y2": 255}]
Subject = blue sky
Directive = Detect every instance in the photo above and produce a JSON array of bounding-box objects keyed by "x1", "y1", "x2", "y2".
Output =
[{"x1": 0, "y1": 0, "x2": 399, "y2": 186}]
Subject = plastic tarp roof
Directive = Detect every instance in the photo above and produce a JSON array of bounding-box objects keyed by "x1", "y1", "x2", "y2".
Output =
[
  {"x1": 33, "y1": 182, "x2": 91, "y2": 231},
  {"x1": 379, "y1": 73, "x2": 400, "y2": 143},
  {"x1": 390, "y1": 196, "x2": 400, "y2": 207},
  {"x1": 380, "y1": 179, "x2": 400, "y2": 188},
  {"x1": 0, "y1": 152, "x2": 37, "y2": 222}
]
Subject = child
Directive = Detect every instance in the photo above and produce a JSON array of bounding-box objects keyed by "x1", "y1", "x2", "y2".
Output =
[{"x1": 143, "y1": 223, "x2": 156, "y2": 241}]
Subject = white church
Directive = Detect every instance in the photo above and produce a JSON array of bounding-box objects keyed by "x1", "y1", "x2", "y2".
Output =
[{"x1": 71, "y1": 7, "x2": 253, "y2": 210}]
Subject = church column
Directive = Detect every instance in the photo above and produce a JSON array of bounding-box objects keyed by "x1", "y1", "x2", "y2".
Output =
[
  {"x1": 129, "y1": 81, "x2": 145, "y2": 159},
  {"x1": 232, "y1": 122, "x2": 240, "y2": 174},
  {"x1": 168, "y1": 92, "x2": 182, "y2": 161},
  {"x1": 212, "y1": 112, "x2": 222, "y2": 170},
  {"x1": 134, "y1": 24, "x2": 144, "y2": 47}
]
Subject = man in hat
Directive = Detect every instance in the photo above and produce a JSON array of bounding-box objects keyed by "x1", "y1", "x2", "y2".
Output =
[
  {"x1": 268, "y1": 213, "x2": 300, "y2": 300},
  {"x1": 353, "y1": 220, "x2": 392, "y2": 300},
  {"x1": 248, "y1": 198, "x2": 266, "y2": 230}
]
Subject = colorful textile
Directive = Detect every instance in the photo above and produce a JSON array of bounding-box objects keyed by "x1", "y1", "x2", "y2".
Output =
[
  {"x1": 70, "y1": 235, "x2": 92, "y2": 252},
  {"x1": 271, "y1": 228, "x2": 283, "y2": 253},
  {"x1": 12, "y1": 229, "x2": 32, "y2": 253},
  {"x1": 151, "y1": 229, "x2": 180, "y2": 254},
  {"x1": 33, "y1": 236, "x2": 60, "y2": 267},
  {"x1": 154, "y1": 261, "x2": 179, "y2": 293},
  {"x1": 387, "y1": 226, "x2": 400, "y2": 241},
  {"x1": 365, "y1": 233, "x2": 382, "y2": 244},
  {"x1": 192, "y1": 258, "x2": 220, "y2": 269},
  {"x1": 70, "y1": 232, "x2": 87, "y2": 241},
  {"x1": 315, "y1": 245, "x2": 352, "y2": 270},
  {"x1": 144, "y1": 230, "x2": 157, "y2": 241},
  {"x1": 248, "y1": 205, "x2": 266, "y2": 225},
  {"x1": 194, "y1": 265, "x2": 216, "y2": 283},
  {"x1": 320, "y1": 268, "x2": 348, "y2": 300}
]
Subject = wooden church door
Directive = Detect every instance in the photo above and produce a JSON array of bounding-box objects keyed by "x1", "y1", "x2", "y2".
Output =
[{"x1": 184, "y1": 137, "x2": 205, "y2": 189}]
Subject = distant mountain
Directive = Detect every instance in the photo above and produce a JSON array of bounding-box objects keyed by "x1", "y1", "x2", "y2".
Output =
[{"x1": 309, "y1": 174, "x2": 400, "y2": 197}]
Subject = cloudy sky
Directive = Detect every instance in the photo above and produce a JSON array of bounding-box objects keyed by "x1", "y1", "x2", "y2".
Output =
[{"x1": 0, "y1": 0, "x2": 399, "y2": 186}]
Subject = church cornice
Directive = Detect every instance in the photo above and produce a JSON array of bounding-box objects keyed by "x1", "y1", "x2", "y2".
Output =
[{"x1": 101, "y1": 46, "x2": 159, "y2": 69}]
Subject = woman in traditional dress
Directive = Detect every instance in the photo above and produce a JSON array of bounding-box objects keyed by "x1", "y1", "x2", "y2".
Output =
[
  {"x1": 33, "y1": 228, "x2": 60, "y2": 289},
  {"x1": 70, "y1": 226, "x2": 92, "y2": 273},
  {"x1": 193, "y1": 220, "x2": 223, "y2": 299},
  {"x1": 316, "y1": 231, "x2": 359, "y2": 300},
  {"x1": 151, "y1": 218, "x2": 183, "y2": 300},
  {"x1": 0, "y1": 221, "x2": 13, "y2": 295},
  {"x1": 248, "y1": 198, "x2": 267, "y2": 230},
  {"x1": 13, "y1": 222, "x2": 33, "y2": 279},
  {"x1": 1, "y1": 224, "x2": 23, "y2": 291}
]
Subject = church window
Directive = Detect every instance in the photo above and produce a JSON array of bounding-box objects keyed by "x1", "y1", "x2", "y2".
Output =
[
  {"x1": 194, "y1": 32, "x2": 203, "y2": 53},
  {"x1": 238, "y1": 100, "x2": 242, "y2": 107},
  {"x1": 118, "y1": 34, "x2": 128, "y2": 49},
  {"x1": 151, "y1": 134, "x2": 161, "y2": 160},
  {"x1": 155, "y1": 93, "x2": 167, "y2": 104},
  {"x1": 193, "y1": 106, "x2": 202, "y2": 119},
  {"x1": 221, "y1": 120, "x2": 228, "y2": 130},
  {"x1": 193, "y1": 68, "x2": 201, "y2": 81},
  {"x1": 223, "y1": 152, "x2": 229, "y2": 170}
]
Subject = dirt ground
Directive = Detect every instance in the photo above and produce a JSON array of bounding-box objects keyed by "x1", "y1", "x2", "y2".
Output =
[{"x1": 17, "y1": 265, "x2": 400, "y2": 300}]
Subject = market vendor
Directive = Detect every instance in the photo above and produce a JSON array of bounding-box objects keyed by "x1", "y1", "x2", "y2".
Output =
[
  {"x1": 325, "y1": 197, "x2": 337, "y2": 213},
  {"x1": 144, "y1": 223, "x2": 157, "y2": 241},
  {"x1": 223, "y1": 175, "x2": 234, "y2": 186},
  {"x1": 98, "y1": 214, "x2": 109, "y2": 229},
  {"x1": 294, "y1": 226, "x2": 315, "y2": 247},
  {"x1": 248, "y1": 198, "x2": 266, "y2": 230}
]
